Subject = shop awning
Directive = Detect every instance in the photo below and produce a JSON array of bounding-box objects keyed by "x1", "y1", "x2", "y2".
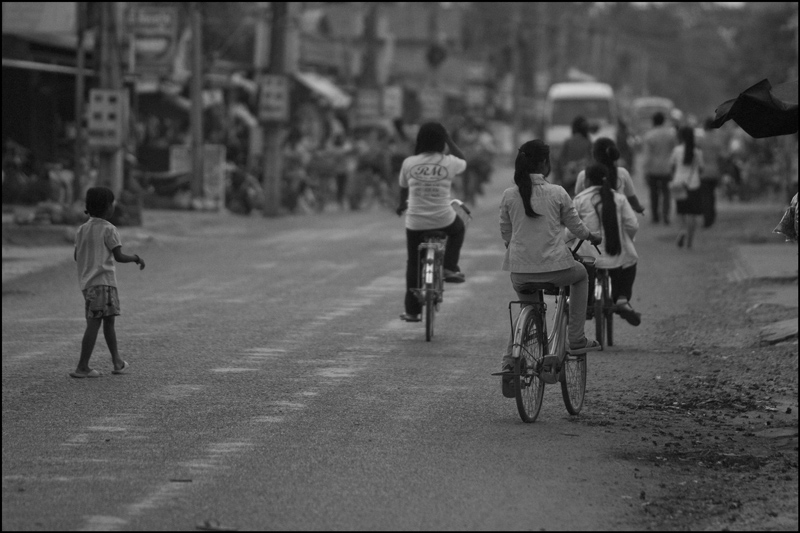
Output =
[
  {"x1": 2, "y1": 57, "x2": 94, "y2": 76},
  {"x1": 293, "y1": 71, "x2": 352, "y2": 109}
]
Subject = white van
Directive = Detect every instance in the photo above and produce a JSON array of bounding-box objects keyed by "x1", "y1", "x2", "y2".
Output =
[{"x1": 543, "y1": 81, "x2": 618, "y2": 158}]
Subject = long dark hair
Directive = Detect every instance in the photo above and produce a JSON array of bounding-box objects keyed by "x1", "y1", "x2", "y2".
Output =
[
  {"x1": 679, "y1": 126, "x2": 695, "y2": 165},
  {"x1": 414, "y1": 122, "x2": 447, "y2": 155},
  {"x1": 572, "y1": 116, "x2": 590, "y2": 139},
  {"x1": 514, "y1": 140, "x2": 549, "y2": 218},
  {"x1": 592, "y1": 137, "x2": 620, "y2": 190},
  {"x1": 585, "y1": 164, "x2": 621, "y2": 256},
  {"x1": 85, "y1": 187, "x2": 115, "y2": 218}
]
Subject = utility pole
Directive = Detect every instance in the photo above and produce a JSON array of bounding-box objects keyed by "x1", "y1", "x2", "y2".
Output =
[
  {"x1": 361, "y1": 2, "x2": 379, "y2": 90},
  {"x1": 74, "y1": 1, "x2": 87, "y2": 202},
  {"x1": 510, "y1": 3, "x2": 522, "y2": 148},
  {"x1": 262, "y1": 2, "x2": 288, "y2": 217},
  {"x1": 190, "y1": 3, "x2": 204, "y2": 200},
  {"x1": 97, "y1": 2, "x2": 124, "y2": 196}
]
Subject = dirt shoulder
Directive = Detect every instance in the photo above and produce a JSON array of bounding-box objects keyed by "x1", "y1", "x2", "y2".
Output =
[{"x1": 582, "y1": 203, "x2": 798, "y2": 531}]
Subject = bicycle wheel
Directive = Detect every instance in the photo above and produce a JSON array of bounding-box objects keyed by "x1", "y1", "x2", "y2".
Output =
[
  {"x1": 594, "y1": 274, "x2": 605, "y2": 349},
  {"x1": 425, "y1": 289, "x2": 435, "y2": 341},
  {"x1": 603, "y1": 274, "x2": 614, "y2": 347},
  {"x1": 514, "y1": 305, "x2": 546, "y2": 423},
  {"x1": 560, "y1": 351, "x2": 587, "y2": 415}
]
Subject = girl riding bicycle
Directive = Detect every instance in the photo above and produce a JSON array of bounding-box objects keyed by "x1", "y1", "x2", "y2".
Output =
[
  {"x1": 499, "y1": 140, "x2": 602, "y2": 377},
  {"x1": 397, "y1": 122, "x2": 468, "y2": 322},
  {"x1": 570, "y1": 163, "x2": 642, "y2": 326}
]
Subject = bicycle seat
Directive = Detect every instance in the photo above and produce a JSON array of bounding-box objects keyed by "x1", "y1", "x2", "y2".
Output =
[
  {"x1": 517, "y1": 282, "x2": 562, "y2": 296},
  {"x1": 421, "y1": 230, "x2": 447, "y2": 241}
]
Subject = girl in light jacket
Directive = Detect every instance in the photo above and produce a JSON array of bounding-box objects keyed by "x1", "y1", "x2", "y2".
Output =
[
  {"x1": 498, "y1": 140, "x2": 602, "y2": 386},
  {"x1": 570, "y1": 164, "x2": 641, "y2": 326}
]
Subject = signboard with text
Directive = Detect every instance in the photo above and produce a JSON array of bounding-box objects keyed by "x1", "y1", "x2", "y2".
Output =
[
  {"x1": 258, "y1": 74, "x2": 290, "y2": 122},
  {"x1": 170, "y1": 144, "x2": 226, "y2": 209},
  {"x1": 130, "y1": 5, "x2": 179, "y2": 76}
]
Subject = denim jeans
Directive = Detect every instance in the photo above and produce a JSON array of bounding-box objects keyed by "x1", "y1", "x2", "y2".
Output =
[
  {"x1": 404, "y1": 216, "x2": 465, "y2": 315},
  {"x1": 502, "y1": 264, "x2": 589, "y2": 367}
]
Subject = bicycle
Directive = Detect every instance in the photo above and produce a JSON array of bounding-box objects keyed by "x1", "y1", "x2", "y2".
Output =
[
  {"x1": 410, "y1": 200, "x2": 471, "y2": 341},
  {"x1": 592, "y1": 267, "x2": 614, "y2": 349},
  {"x1": 492, "y1": 240, "x2": 601, "y2": 423}
]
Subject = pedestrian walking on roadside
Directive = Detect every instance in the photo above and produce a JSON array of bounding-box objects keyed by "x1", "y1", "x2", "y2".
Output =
[
  {"x1": 570, "y1": 163, "x2": 642, "y2": 326},
  {"x1": 71, "y1": 187, "x2": 145, "y2": 378},
  {"x1": 642, "y1": 112, "x2": 678, "y2": 224},
  {"x1": 497, "y1": 139, "x2": 602, "y2": 395},
  {"x1": 698, "y1": 117, "x2": 725, "y2": 228},
  {"x1": 556, "y1": 116, "x2": 593, "y2": 197},
  {"x1": 670, "y1": 126, "x2": 705, "y2": 249},
  {"x1": 396, "y1": 122, "x2": 468, "y2": 322},
  {"x1": 574, "y1": 137, "x2": 646, "y2": 215}
]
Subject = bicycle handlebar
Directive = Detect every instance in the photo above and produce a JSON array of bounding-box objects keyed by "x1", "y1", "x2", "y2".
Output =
[
  {"x1": 571, "y1": 239, "x2": 602, "y2": 256},
  {"x1": 450, "y1": 199, "x2": 472, "y2": 217}
]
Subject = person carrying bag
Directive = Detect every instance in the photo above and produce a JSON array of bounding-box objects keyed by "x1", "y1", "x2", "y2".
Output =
[{"x1": 669, "y1": 126, "x2": 705, "y2": 248}]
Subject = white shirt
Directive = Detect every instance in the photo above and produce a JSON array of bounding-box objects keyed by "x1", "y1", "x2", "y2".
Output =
[
  {"x1": 399, "y1": 152, "x2": 467, "y2": 230},
  {"x1": 74, "y1": 217, "x2": 122, "y2": 290},
  {"x1": 568, "y1": 185, "x2": 639, "y2": 269},
  {"x1": 669, "y1": 145, "x2": 704, "y2": 191}
]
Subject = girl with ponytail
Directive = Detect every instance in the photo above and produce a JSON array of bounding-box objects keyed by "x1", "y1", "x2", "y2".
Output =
[
  {"x1": 574, "y1": 137, "x2": 646, "y2": 215},
  {"x1": 570, "y1": 164, "x2": 642, "y2": 326},
  {"x1": 497, "y1": 140, "x2": 603, "y2": 390}
]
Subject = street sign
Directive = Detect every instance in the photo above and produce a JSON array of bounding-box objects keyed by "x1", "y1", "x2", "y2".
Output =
[
  {"x1": 170, "y1": 144, "x2": 227, "y2": 210},
  {"x1": 382, "y1": 86, "x2": 403, "y2": 119},
  {"x1": 466, "y1": 85, "x2": 487, "y2": 108},
  {"x1": 356, "y1": 88, "x2": 382, "y2": 121},
  {"x1": 258, "y1": 74, "x2": 290, "y2": 122},
  {"x1": 420, "y1": 90, "x2": 443, "y2": 120},
  {"x1": 87, "y1": 89, "x2": 128, "y2": 150}
]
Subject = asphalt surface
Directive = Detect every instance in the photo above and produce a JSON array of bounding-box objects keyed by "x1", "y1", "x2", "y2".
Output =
[{"x1": 2, "y1": 167, "x2": 797, "y2": 531}]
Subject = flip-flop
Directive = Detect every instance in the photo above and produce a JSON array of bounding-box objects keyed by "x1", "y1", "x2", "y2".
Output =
[
  {"x1": 569, "y1": 339, "x2": 601, "y2": 354},
  {"x1": 69, "y1": 369, "x2": 101, "y2": 378},
  {"x1": 112, "y1": 361, "x2": 129, "y2": 375}
]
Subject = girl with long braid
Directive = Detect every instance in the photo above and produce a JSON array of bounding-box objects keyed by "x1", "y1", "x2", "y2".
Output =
[
  {"x1": 498, "y1": 140, "x2": 602, "y2": 397},
  {"x1": 570, "y1": 164, "x2": 642, "y2": 326}
]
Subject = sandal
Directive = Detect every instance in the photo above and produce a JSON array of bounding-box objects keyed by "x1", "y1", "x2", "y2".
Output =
[{"x1": 569, "y1": 338, "x2": 601, "y2": 353}]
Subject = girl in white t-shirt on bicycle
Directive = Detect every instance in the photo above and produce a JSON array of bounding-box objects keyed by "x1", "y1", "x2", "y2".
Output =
[{"x1": 396, "y1": 122, "x2": 468, "y2": 322}]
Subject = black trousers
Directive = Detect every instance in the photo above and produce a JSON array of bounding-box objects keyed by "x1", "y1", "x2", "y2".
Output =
[
  {"x1": 404, "y1": 215, "x2": 465, "y2": 314},
  {"x1": 646, "y1": 173, "x2": 672, "y2": 223},
  {"x1": 588, "y1": 263, "x2": 637, "y2": 304}
]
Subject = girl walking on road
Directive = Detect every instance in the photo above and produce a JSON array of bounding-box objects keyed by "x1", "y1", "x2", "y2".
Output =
[
  {"x1": 71, "y1": 187, "x2": 145, "y2": 378},
  {"x1": 670, "y1": 126, "x2": 705, "y2": 249}
]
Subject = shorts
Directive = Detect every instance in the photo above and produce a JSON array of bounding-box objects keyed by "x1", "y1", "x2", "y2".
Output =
[
  {"x1": 676, "y1": 188, "x2": 703, "y2": 215},
  {"x1": 82, "y1": 285, "x2": 121, "y2": 319}
]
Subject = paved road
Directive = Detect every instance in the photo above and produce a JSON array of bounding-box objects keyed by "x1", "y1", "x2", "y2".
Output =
[{"x1": 2, "y1": 167, "x2": 795, "y2": 530}]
